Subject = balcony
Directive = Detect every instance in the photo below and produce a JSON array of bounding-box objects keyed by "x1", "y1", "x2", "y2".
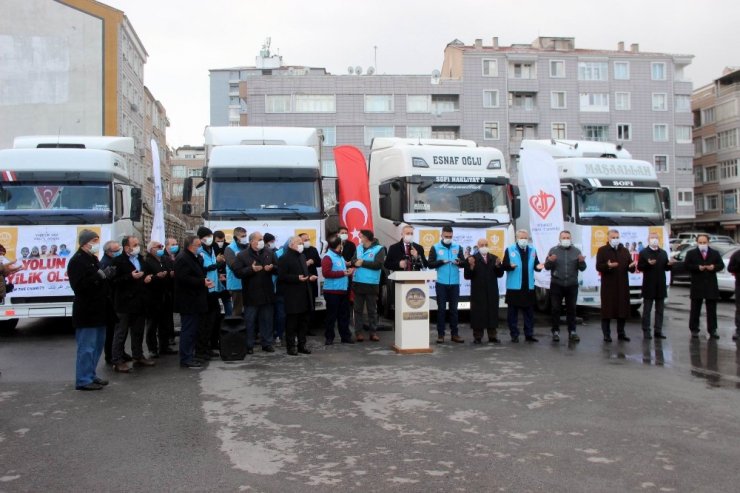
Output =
[{"x1": 508, "y1": 107, "x2": 540, "y2": 124}]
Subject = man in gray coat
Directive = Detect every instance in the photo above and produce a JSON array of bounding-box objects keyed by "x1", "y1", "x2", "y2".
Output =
[{"x1": 544, "y1": 230, "x2": 587, "y2": 342}]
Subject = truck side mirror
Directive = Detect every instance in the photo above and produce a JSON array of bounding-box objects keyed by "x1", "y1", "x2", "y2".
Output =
[
  {"x1": 130, "y1": 187, "x2": 142, "y2": 222},
  {"x1": 510, "y1": 185, "x2": 521, "y2": 220},
  {"x1": 182, "y1": 176, "x2": 193, "y2": 202},
  {"x1": 662, "y1": 187, "x2": 672, "y2": 220}
]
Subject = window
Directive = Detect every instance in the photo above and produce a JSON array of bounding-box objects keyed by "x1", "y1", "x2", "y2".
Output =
[
  {"x1": 509, "y1": 92, "x2": 536, "y2": 110},
  {"x1": 706, "y1": 194, "x2": 719, "y2": 211},
  {"x1": 172, "y1": 183, "x2": 183, "y2": 196},
  {"x1": 364, "y1": 95, "x2": 394, "y2": 113},
  {"x1": 675, "y1": 95, "x2": 691, "y2": 112},
  {"x1": 510, "y1": 124, "x2": 537, "y2": 140},
  {"x1": 318, "y1": 127, "x2": 336, "y2": 146},
  {"x1": 676, "y1": 126, "x2": 692, "y2": 144},
  {"x1": 695, "y1": 165, "x2": 703, "y2": 183},
  {"x1": 651, "y1": 62, "x2": 667, "y2": 80},
  {"x1": 483, "y1": 90, "x2": 500, "y2": 108},
  {"x1": 550, "y1": 60, "x2": 565, "y2": 78},
  {"x1": 228, "y1": 107, "x2": 240, "y2": 120},
  {"x1": 578, "y1": 61, "x2": 608, "y2": 81},
  {"x1": 265, "y1": 95, "x2": 291, "y2": 113},
  {"x1": 579, "y1": 93, "x2": 609, "y2": 112},
  {"x1": 364, "y1": 126, "x2": 394, "y2": 145},
  {"x1": 406, "y1": 126, "x2": 432, "y2": 139},
  {"x1": 483, "y1": 122, "x2": 500, "y2": 140},
  {"x1": 654, "y1": 155, "x2": 668, "y2": 173},
  {"x1": 677, "y1": 189, "x2": 694, "y2": 206},
  {"x1": 704, "y1": 136, "x2": 717, "y2": 154},
  {"x1": 695, "y1": 194, "x2": 704, "y2": 213},
  {"x1": 652, "y1": 93, "x2": 667, "y2": 111},
  {"x1": 187, "y1": 167, "x2": 202, "y2": 177},
  {"x1": 694, "y1": 138, "x2": 703, "y2": 157},
  {"x1": 321, "y1": 160, "x2": 337, "y2": 178},
  {"x1": 583, "y1": 125, "x2": 609, "y2": 141},
  {"x1": 509, "y1": 62, "x2": 536, "y2": 79},
  {"x1": 431, "y1": 127, "x2": 459, "y2": 139},
  {"x1": 613, "y1": 61, "x2": 630, "y2": 80},
  {"x1": 724, "y1": 191, "x2": 737, "y2": 214},
  {"x1": 482, "y1": 59, "x2": 498, "y2": 77},
  {"x1": 614, "y1": 92, "x2": 631, "y2": 110},
  {"x1": 617, "y1": 124, "x2": 631, "y2": 141},
  {"x1": 171, "y1": 166, "x2": 186, "y2": 178},
  {"x1": 721, "y1": 159, "x2": 739, "y2": 179},
  {"x1": 431, "y1": 95, "x2": 459, "y2": 113},
  {"x1": 702, "y1": 107, "x2": 715, "y2": 125},
  {"x1": 407, "y1": 95, "x2": 431, "y2": 113},
  {"x1": 551, "y1": 91, "x2": 567, "y2": 109},
  {"x1": 705, "y1": 166, "x2": 718, "y2": 182},
  {"x1": 718, "y1": 129, "x2": 738, "y2": 150},
  {"x1": 675, "y1": 157, "x2": 693, "y2": 174},
  {"x1": 716, "y1": 100, "x2": 738, "y2": 121},
  {"x1": 653, "y1": 124, "x2": 669, "y2": 142},
  {"x1": 551, "y1": 123, "x2": 566, "y2": 139},
  {"x1": 295, "y1": 94, "x2": 335, "y2": 113}
]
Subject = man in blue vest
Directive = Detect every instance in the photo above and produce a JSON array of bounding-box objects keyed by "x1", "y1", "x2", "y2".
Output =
[
  {"x1": 352, "y1": 229, "x2": 386, "y2": 342},
  {"x1": 428, "y1": 226, "x2": 465, "y2": 344},
  {"x1": 503, "y1": 229, "x2": 544, "y2": 343},
  {"x1": 224, "y1": 227, "x2": 248, "y2": 318}
]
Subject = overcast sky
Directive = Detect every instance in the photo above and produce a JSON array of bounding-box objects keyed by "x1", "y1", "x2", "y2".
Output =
[{"x1": 105, "y1": 0, "x2": 739, "y2": 148}]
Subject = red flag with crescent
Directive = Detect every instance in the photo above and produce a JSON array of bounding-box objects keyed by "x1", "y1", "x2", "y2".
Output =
[{"x1": 334, "y1": 145, "x2": 373, "y2": 245}]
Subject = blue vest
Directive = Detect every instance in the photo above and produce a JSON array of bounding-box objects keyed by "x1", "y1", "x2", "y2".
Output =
[
  {"x1": 433, "y1": 241, "x2": 461, "y2": 285},
  {"x1": 272, "y1": 246, "x2": 286, "y2": 291},
  {"x1": 505, "y1": 244, "x2": 536, "y2": 291},
  {"x1": 323, "y1": 250, "x2": 349, "y2": 291},
  {"x1": 353, "y1": 244, "x2": 383, "y2": 285},
  {"x1": 201, "y1": 246, "x2": 224, "y2": 293},
  {"x1": 225, "y1": 241, "x2": 242, "y2": 291}
]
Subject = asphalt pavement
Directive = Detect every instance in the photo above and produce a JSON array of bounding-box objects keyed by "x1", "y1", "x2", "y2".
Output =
[{"x1": 1, "y1": 285, "x2": 739, "y2": 492}]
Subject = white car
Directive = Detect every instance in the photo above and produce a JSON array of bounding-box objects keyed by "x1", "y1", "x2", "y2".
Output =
[{"x1": 717, "y1": 247, "x2": 740, "y2": 300}]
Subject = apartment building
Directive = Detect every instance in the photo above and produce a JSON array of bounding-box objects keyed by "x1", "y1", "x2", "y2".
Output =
[{"x1": 170, "y1": 146, "x2": 206, "y2": 231}]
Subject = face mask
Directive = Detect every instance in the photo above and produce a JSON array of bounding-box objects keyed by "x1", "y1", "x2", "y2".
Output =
[
  {"x1": 560, "y1": 239, "x2": 571, "y2": 248},
  {"x1": 339, "y1": 233, "x2": 348, "y2": 242},
  {"x1": 129, "y1": 246, "x2": 140, "y2": 257},
  {"x1": 89, "y1": 243, "x2": 100, "y2": 254},
  {"x1": 297, "y1": 244, "x2": 305, "y2": 253},
  {"x1": 478, "y1": 247, "x2": 489, "y2": 256},
  {"x1": 203, "y1": 236, "x2": 213, "y2": 247},
  {"x1": 168, "y1": 245, "x2": 179, "y2": 254},
  {"x1": 609, "y1": 239, "x2": 620, "y2": 249},
  {"x1": 216, "y1": 241, "x2": 224, "y2": 248},
  {"x1": 403, "y1": 235, "x2": 413, "y2": 244},
  {"x1": 698, "y1": 244, "x2": 708, "y2": 252},
  {"x1": 112, "y1": 249, "x2": 123, "y2": 258},
  {"x1": 197, "y1": 246, "x2": 204, "y2": 255},
  {"x1": 303, "y1": 240, "x2": 311, "y2": 248},
  {"x1": 267, "y1": 242, "x2": 275, "y2": 250},
  {"x1": 156, "y1": 249, "x2": 165, "y2": 257},
  {"x1": 442, "y1": 238, "x2": 452, "y2": 245},
  {"x1": 517, "y1": 239, "x2": 528, "y2": 249},
  {"x1": 238, "y1": 236, "x2": 249, "y2": 246},
  {"x1": 649, "y1": 238, "x2": 659, "y2": 248},
  {"x1": 256, "y1": 240, "x2": 265, "y2": 250}
]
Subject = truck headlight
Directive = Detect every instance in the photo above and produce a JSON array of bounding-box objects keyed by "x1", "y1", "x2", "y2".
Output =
[{"x1": 412, "y1": 157, "x2": 429, "y2": 168}]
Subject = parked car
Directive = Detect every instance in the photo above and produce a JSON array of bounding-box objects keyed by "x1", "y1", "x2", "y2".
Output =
[
  {"x1": 717, "y1": 247, "x2": 740, "y2": 300},
  {"x1": 670, "y1": 243, "x2": 738, "y2": 286},
  {"x1": 669, "y1": 238, "x2": 683, "y2": 251},
  {"x1": 709, "y1": 234, "x2": 737, "y2": 245}
]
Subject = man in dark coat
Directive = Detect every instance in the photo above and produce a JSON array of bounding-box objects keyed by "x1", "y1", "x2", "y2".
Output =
[
  {"x1": 502, "y1": 230, "x2": 544, "y2": 343},
  {"x1": 99, "y1": 240, "x2": 127, "y2": 364},
  {"x1": 233, "y1": 231, "x2": 277, "y2": 353},
  {"x1": 685, "y1": 234, "x2": 725, "y2": 339},
  {"x1": 544, "y1": 230, "x2": 587, "y2": 343},
  {"x1": 337, "y1": 225, "x2": 356, "y2": 262},
  {"x1": 637, "y1": 232, "x2": 673, "y2": 340},
  {"x1": 464, "y1": 237, "x2": 504, "y2": 344},
  {"x1": 111, "y1": 235, "x2": 155, "y2": 372},
  {"x1": 727, "y1": 248, "x2": 740, "y2": 341},
  {"x1": 595, "y1": 229, "x2": 636, "y2": 342},
  {"x1": 67, "y1": 229, "x2": 113, "y2": 390},
  {"x1": 143, "y1": 239, "x2": 173, "y2": 357},
  {"x1": 384, "y1": 225, "x2": 428, "y2": 272},
  {"x1": 299, "y1": 232, "x2": 322, "y2": 334},
  {"x1": 278, "y1": 235, "x2": 316, "y2": 355},
  {"x1": 174, "y1": 235, "x2": 212, "y2": 368}
]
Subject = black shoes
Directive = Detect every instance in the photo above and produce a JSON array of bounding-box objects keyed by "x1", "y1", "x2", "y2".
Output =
[
  {"x1": 618, "y1": 335, "x2": 631, "y2": 342},
  {"x1": 552, "y1": 331, "x2": 560, "y2": 342},
  {"x1": 93, "y1": 377, "x2": 109, "y2": 386},
  {"x1": 287, "y1": 347, "x2": 298, "y2": 356},
  {"x1": 603, "y1": 336, "x2": 613, "y2": 343},
  {"x1": 568, "y1": 332, "x2": 580, "y2": 342},
  {"x1": 436, "y1": 336, "x2": 444, "y2": 344},
  {"x1": 489, "y1": 337, "x2": 501, "y2": 344},
  {"x1": 473, "y1": 338, "x2": 482, "y2": 345},
  {"x1": 709, "y1": 333, "x2": 720, "y2": 340},
  {"x1": 643, "y1": 331, "x2": 653, "y2": 340},
  {"x1": 76, "y1": 382, "x2": 103, "y2": 391},
  {"x1": 180, "y1": 361, "x2": 203, "y2": 369},
  {"x1": 325, "y1": 339, "x2": 334, "y2": 346},
  {"x1": 511, "y1": 336, "x2": 519, "y2": 343},
  {"x1": 340, "y1": 339, "x2": 355, "y2": 344},
  {"x1": 246, "y1": 348, "x2": 254, "y2": 355},
  {"x1": 297, "y1": 346, "x2": 312, "y2": 354},
  {"x1": 655, "y1": 333, "x2": 667, "y2": 340},
  {"x1": 525, "y1": 336, "x2": 539, "y2": 343},
  {"x1": 262, "y1": 346, "x2": 275, "y2": 353},
  {"x1": 690, "y1": 331, "x2": 700, "y2": 339}
]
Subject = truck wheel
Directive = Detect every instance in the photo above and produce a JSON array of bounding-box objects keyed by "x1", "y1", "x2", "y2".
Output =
[
  {"x1": 0, "y1": 318, "x2": 19, "y2": 333},
  {"x1": 535, "y1": 287, "x2": 551, "y2": 312}
]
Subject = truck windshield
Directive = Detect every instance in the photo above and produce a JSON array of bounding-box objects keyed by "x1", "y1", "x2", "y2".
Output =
[
  {"x1": 408, "y1": 183, "x2": 508, "y2": 214},
  {"x1": 209, "y1": 179, "x2": 321, "y2": 215},
  {"x1": 0, "y1": 182, "x2": 111, "y2": 223},
  {"x1": 577, "y1": 188, "x2": 662, "y2": 219}
]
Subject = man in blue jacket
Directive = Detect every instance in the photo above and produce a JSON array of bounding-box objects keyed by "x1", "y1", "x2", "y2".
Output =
[
  {"x1": 503, "y1": 230, "x2": 544, "y2": 343},
  {"x1": 428, "y1": 226, "x2": 465, "y2": 344}
]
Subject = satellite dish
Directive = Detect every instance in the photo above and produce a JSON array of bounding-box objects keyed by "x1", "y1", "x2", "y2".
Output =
[
  {"x1": 355, "y1": 65, "x2": 363, "y2": 75},
  {"x1": 347, "y1": 66, "x2": 354, "y2": 74},
  {"x1": 367, "y1": 66, "x2": 375, "y2": 75},
  {"x1": 431, "y1": 69, "x2": 441, "y2": 78}
]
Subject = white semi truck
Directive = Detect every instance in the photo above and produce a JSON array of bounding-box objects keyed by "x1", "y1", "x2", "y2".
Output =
[
  {"x1": 182, "y1": 126, "x2": 328, "y2": 309},
  {"x1": 0, "y1": 136, "x2": 143, "y2": 330},
  {"x1": 368, "y1": 137, "x2": 518, "y2": 313},
  {"x1": 518, "y1": 139, "x2": 671, "y2": 310}
]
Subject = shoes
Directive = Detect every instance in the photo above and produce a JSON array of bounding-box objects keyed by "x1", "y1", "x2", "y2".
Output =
[
  {"x1": 369, "y1": 334, "x2": 380, "y2": 342},
  {"x1": 655, "y1": 333, "x2": 667, "y2": 340},
  {"x1": 287, "y1": 347, "x2": 298, "y2": 356},
  {"x1": 246, "y1": 348, "x2": 254, "y2": 355},
  {"x1": 643, "y1": 331, "x2": 653, "y2": 340},
  {"x1": 195, "y1": 353, "x2": 211, "y2": 361},
  {"x1": 122, "y1": 353, "x2": 133, "y2": 362},
  {"x1": 274, "y1": 337, "x2": 282, "y2": 346},
  {"x1": 149, "y1": 352, "x2": 160, "y2": 359},
  {"x1": 436, "y1": 336, "x2": 444, "y2": 344},
  {"x1": 208, "y1": 350, "x2": 220, "y2": 358},
  {"x1": 525, "y1": 336, "x2": 539, "y2": 343},
  {"x1": 568, "y1": 332, "x2": 580, "y2": 342},
  {"x1": 488, "y1": 337, "x2": 501, "y2": 344},
  {"x1": 325, "y1": 339, "x2": 334, "y2": 346},
  {"x1": 552, "y1": 331, "x2": 560, "y2": 342},
  {"x1": 511, "y1": 336, "x2": 519, "y2": 343},
  {"x1": 451, "y1": 335, "x2": 465, "y2": 344},
  {"x1": 134, "y1": 358, "x2": 156, "y2": 367},
  {"x1": 617, "y1": 335, "x2": 631, "y2": 342},
  {"x1": 93, "y1": 377, "x2": 109, "y2": 386},
  {"x1": 297, "y1": 345, "x2": 312, "y2": 354},
  {"x1": 709, "y1": 333, "x2": 720, "y2": 340},
  {"x1": 473, "y1": 338, "x2": 482, "y2": 345},
  {"x1": 341, "y1": 339, "x2": 355, "y2": 344},
  {"x1": 355, "y1": 333, "x2": 365, "y2": 342},
  {"x1": 113, "y1": 363, "x2": 132, "y2": 373},
  {"x1": 603, "y1": 336, "x2": 613, "y2": 343},
  {"x1": 262, "y1": 346, "x2": 275, "y2": 353},
  {"x1": 76, "y1": 382, "x2": 103, "y2": 391},
  {"x1": 690, "y1": 331, "x2": 700, "y2": 339},
  {"x1": 180, "y1": 361, "x2": 203, "y2": 369}
]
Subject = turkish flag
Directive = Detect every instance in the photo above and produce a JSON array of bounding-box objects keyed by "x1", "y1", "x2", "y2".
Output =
[{"x1": 334, "y1": 146, "x2": 373, "y2": 245}]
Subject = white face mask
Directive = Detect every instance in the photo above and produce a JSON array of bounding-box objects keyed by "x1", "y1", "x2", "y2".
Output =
[
  {"x1": 609, "y1": 238, "x2": 620, "y2": 249},
  {"x1": 303, "y1": 240, "x2": 311, "y2": 248},
  {"x1": 339, "y1": 233, "x2": 348, "y2": 242},
  {"x1": 403, "y1": 235, "x2": 413, "y2": 244},
  {"x1": 256, "y1": 240, "x2": 265, "y2": 250},
  {"x1": 517, "y1": 239, "x2": 529, "y2": 249},
  {"x1": 267, "y1": 242, "x2": 275, "y2": 250},
  {"x1": 478, "y1": 247, "x2": 489, "y2": 256},
  {"x1": 130, "y1": 246, "x2": 141, "y2": 257},
  {"x1": 698, "y1": 244, "x2": 708, "y2": 252},
  {"x1": 297, "y1": 244, "x2": 305, "y2": 253},
  {"x1": 89, "y1": 242, "x2": 100, "y2": 254},
  {"x1": 560, "y1": 239, "x2": 571, "y2": 248},
  {"x1": 442, "y1": 238, "x2": 452, "y2": 245},
  {"x1": 649, "y1": 238, "x2": 659, "y2": 248},
  {"x1": 216, "y1": 241, "x2": 224, "y2": 248},
  {"x1": 238, "y1": 236, "x2": 249, "y2": 245},
  {"x1": 203, "y1": 236, "x2": 213, "y2": 247}
]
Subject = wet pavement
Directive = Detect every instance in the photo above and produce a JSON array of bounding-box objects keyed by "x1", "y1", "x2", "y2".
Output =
[{"x1": 1, "y1": 285, "x2": 739, "y2": 492}]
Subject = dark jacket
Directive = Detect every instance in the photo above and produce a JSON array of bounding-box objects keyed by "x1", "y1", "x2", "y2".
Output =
[
  {"x1": 67, "y1": 249, "x2": 109, "y2": 328},
  {"x1": 637, "y1": 247, "x2": 671, "y2": 299},
  {"x1": 384, "y1": 240, "x2": 428, "y2": 271},
  {"x1": 303, "y1": 245, "x2": 321, "y2": 298},
  {"x1": 341, "y1": 240, "x2": 356, "y2": 262},
  {"x1": 233, "y1": 246, "x2": 277, "y2": 306},
  {"x1": 545, "y1": 245, "x2": 587, "y2": 287},
  {"x1": 277, "y1": 248, "x2": 314, "y2": 315},
  {"x1": 112, "y1": 253, "x2": 151, "y2": 314},
  {"x1": 595, "y1": 243, "x2": 635, "y2": 318},
  {"x1": 463, "y1": 252, "x2": 504, "y2": 330},
  {"x1": 727, "y1": 249, "x2": 740, "y2": 288},
  {"x1": 214, "y1": 241, "x2": 229, "y2": 276},
  {"x1": 143, "y1": 254, "x2": 168, "y2": 315},
  {"x1": 173, "y1": 249, "x2": 208, "y2": 314},
  {"x1": 685, "y1": 247, "x2": 725, "y2": 300}
]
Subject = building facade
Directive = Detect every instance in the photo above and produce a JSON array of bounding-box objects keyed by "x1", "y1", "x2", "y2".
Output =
[
  {"x1": 210, "y1": 36, "x2": 695, "y2": 219},
  {"x1": 170, "y1": 146, "x2": 206, "y2": 231}
]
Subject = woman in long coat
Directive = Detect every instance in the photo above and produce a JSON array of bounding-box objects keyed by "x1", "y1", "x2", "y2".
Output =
[
  {"x1": 595, "y1": 231, "x2": 636, "y2": 342},
  {"x1": 463, "y1": 240, "x2": 505, "y2": 344}
]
